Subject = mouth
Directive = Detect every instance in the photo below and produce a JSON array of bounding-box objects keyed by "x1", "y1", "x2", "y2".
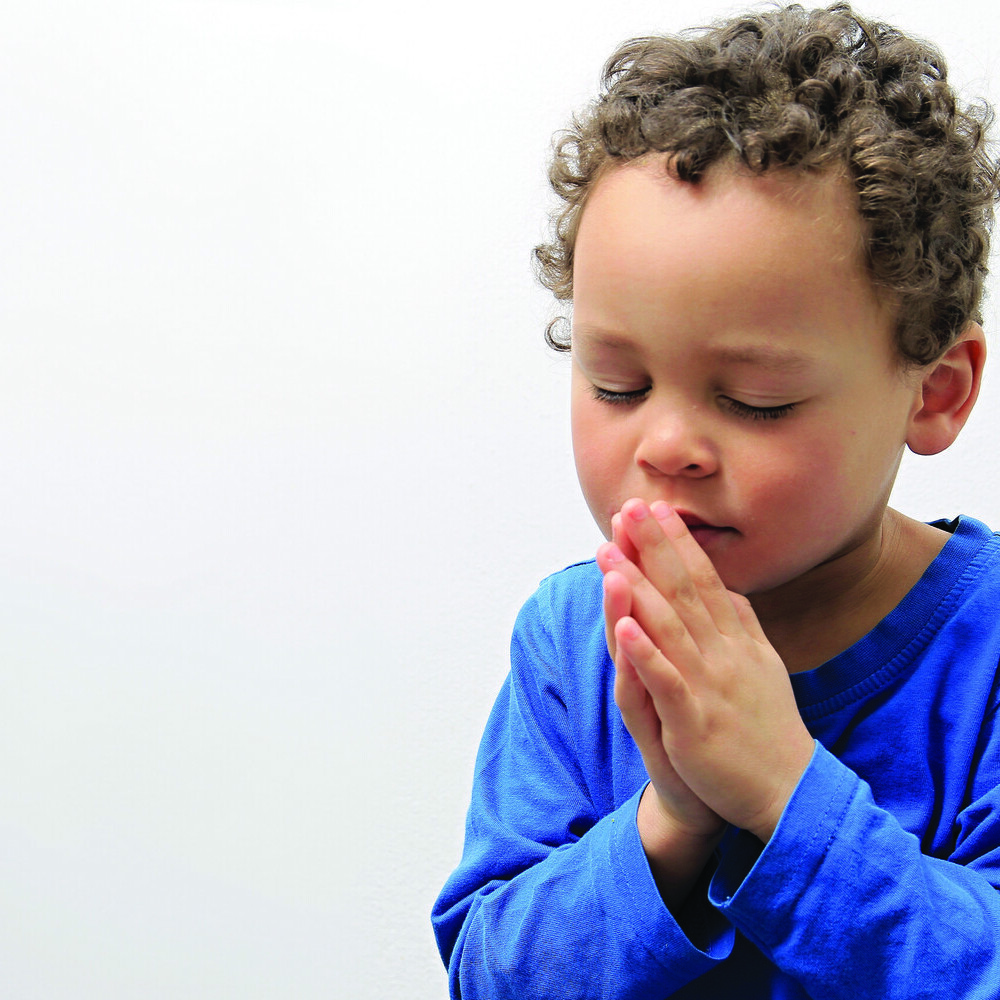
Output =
[
  {"x1": 675, "y1": 511, "x2": 737, "y2": 548},
  {"x1": 675, "y1": 511, "x2": 722, "y2": 530}
]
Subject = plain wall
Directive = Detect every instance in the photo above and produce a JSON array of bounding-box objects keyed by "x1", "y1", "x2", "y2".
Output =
[{"x1": 2, "y1": 0, "x2": 998, "y2": 996}]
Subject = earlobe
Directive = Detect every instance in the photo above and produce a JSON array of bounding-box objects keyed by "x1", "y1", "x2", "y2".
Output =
[{"x1": 906, "y1": 323, "x2": 986, "y2": 456}]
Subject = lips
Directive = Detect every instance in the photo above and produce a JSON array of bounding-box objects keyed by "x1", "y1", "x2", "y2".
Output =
[
  {"x1": 674, "y1": 510, "x2": 737, "y2": 549},
  {"x1": 675, "y1": 510, "x2": 726, "y2": 530},
  {"x1": 677, "y1": 511, "x2": 711, "y2": 529}
]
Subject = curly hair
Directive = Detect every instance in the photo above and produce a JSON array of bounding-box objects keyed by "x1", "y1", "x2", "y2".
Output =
[{"x1": 533, "y1": 2, "x2": 998, "y2": 364}]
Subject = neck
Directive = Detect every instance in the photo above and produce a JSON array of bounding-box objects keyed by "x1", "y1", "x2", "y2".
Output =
[{"x1": 748, "y1": 509, "x2": 949, "y2": 673}]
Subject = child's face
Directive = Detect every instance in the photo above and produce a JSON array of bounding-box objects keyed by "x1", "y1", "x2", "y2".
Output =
[{"x1": 570, "y1": 159, "x2": 925, "y2": 597}]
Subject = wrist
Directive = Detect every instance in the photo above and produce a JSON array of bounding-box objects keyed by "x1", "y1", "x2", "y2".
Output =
[
  {"x1": 637, "y1": 786, "x2": 725, "y2": 911},
  {"x1": 746, "y1": 737, "x2": 816, "y2": 843}
]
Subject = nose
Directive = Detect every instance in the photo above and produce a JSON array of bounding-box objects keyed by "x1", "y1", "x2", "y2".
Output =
[{"x1": 633, "y1": 405, "x2": 718, "y2": 478}]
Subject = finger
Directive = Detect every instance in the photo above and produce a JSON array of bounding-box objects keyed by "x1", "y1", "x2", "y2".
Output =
[
  {"x1": 612, "y1": 511, "x2": 639, "y2": 565},
  {"x1": 598, "y1": 541, "x2": 706, "y2": 674},
  {"x1": 730, "y1": 590, "x2": 769, "y2": 644},
  {"x1": 650, "y1": 502, "x2": 743, "y2": 632},
  {"x1": 614, "y1": 652, "x2": 695, "y2": 826},
  {"x1": 620, "y1": 499, "x2": 742, "y2": 638},
  {"x1": 617, "y1": 501, "x2": 734, "y2": 651},
  {"x1": 614, "y1": 616, "x2": 695, "y2": 730},
  {"x1": 612, "y1": 643, "x2": 663, "y2": 753},
  {"x1": 602, "y1": 569, "x2": 632, "y2": 662}
]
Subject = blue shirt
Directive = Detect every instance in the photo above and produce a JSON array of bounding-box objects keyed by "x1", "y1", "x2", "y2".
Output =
[{"x1": 433, "y1": 516, "x2": 1000, "y2": 999}]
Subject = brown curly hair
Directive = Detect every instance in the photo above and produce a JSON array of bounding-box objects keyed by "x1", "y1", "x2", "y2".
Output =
[{"x1": 534, "y1": 2, "x2": 998, "y2": 364}]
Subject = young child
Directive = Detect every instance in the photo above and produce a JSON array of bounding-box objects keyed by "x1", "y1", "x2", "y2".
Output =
[{"x1": 433, "y1": 4, "x2": 1000, "y2": 997}]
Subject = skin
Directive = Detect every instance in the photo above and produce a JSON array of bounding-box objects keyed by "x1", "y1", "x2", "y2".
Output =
[{"x1": 571, "y1": 157, "x2": 985, "y2": 909}]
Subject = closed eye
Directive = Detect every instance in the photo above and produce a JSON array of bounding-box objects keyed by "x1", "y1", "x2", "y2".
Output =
[
  {"x1": 590, "y1": 385, "x2": 651, "y2": 406},
  {"x1": 722, "y1": 397, "x2": 797, "y2": 420}
]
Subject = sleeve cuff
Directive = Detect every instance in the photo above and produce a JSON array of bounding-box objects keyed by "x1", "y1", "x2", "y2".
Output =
[
  {"x1": 707, "y1": 740, "x2": 858, "y2": 949},
  {"x1": 608, "y1": 784, "x2": 735, "y2": 968}
]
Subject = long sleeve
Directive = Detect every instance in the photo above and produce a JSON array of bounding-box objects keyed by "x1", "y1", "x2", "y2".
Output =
[
  {"x1": 433, "y1": 518, "x2": 1000, "y2": 998},
  {"x1": 692, "y1": 517, "x2": 1000, "y2": 999},
  {"x1": 709, "y1": 739, "x2": 1000, "y2": 999},
  {"x1": 431, "y1": 578, "x2": 733, "y2": 999}
]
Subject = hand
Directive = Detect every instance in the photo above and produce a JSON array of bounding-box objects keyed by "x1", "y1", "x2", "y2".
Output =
[
  {"x1": 600, "y1": 518, "x2": 724, "y2": 908},
  {"x1": 598, "y1": 499, "x2": 815, "y2": 843},
  {"x1": 602, "y1": 515, "x2": 724, "y2": 843}
]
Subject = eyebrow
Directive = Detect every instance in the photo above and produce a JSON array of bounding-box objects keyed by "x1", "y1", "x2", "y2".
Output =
[
  {"x1": 708, "y1": 345, "x2": 817, "y2": 374},
  {"x1": 573, "y1": 329, "x2": 817, "y2": 374},
  {"x1": 571, "y1": 328, "x2": 635, "y2": 351}
]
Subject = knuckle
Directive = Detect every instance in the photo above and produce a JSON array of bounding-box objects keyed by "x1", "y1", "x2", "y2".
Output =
[
  {"x1": 613, "y1": 683, "x2": 628, "y2": 712},
  {"x1": 690, "y1": 563, "x2": 721, "y2": 593},
  {"x1": 663, "y1": 577, "x2": 699, "y2": 608},
  {"x1": 729, "y1": 592, "x2": 753, "y2": 613},
  {"x1": 613, "y1": 669, "x2": 635, "y2": 709},
  {"x1": 656, "y1": 611, "x2": 687, "y2": 646}
]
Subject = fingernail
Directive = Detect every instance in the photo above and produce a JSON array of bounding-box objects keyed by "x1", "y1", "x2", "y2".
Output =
[
  {"x1": 626, "y1": 501, "x2": 648, "y2": 522},
  {"x1": 601, "y1": 542, "x2": 625, "y2": 564},
  {"x1": 650, "y1": 501, "x2": 673, "y2": 521},
  {"x1": 619, "y1": 617, "x2": 640, "y2": 641}
]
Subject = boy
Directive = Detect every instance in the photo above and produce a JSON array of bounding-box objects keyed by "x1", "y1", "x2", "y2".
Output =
[{"x1": 433, "y1": 4, "x2": 1000, "y2": 997}]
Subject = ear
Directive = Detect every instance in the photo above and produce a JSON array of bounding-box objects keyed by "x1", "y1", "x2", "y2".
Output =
[{"x1": 906, "y1": 322, "x2": 986, "y2": 456}]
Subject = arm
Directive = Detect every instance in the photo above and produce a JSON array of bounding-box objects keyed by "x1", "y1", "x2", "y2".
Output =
[
  {"x1": 598, "y1": 499, "x2": 815, "y2": 844},
  {"x1": 711, "y1": 739, "x2": 1000, "y2": 999},
  {"x1": 603, "y1": 513, "x2": 728, "y2": 911},
  {"x1": 601, "y1": 498, "x2": 1000, "y2": 998},
  {"x1": 431, "y1": 579, "x2": 734, "y2": 1000}
]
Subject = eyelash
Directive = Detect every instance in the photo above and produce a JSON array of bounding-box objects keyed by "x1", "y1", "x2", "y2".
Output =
[
  {"x1": 589, "y1": 386, "x2": 650, "y2": 406},
  {"x1": 721, "y1": 398, "x2": 797, "y2": 421},
  {"x1": 589, "y1": 385, "x2": 796, "y2": 421}
]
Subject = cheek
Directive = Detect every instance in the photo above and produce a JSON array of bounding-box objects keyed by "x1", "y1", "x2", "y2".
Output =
[
  {"x1": 748, "y1": 427, "x2": 897, "y2": 556},
  {"x1": 571, "y1": 404, "x2": 629, "y2": 532},
  {"x1": 571, "y1": 400, "x2": 610, "y2": 474},
  {"x1": 740, "y1": 434, "x2": 850, "y2": 522}
]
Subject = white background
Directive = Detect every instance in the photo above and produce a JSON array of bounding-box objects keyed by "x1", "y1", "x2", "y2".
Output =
[{"x1": 1, "y1": 1, "x2": 998, "y2": 996}]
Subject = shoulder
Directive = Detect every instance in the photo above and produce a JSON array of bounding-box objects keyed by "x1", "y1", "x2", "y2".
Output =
[
  {"x1": 511, "y1": 558, "x2": 609, "y2": 689},
  {"x1": 535, "y1": 558, "x2": 604, "y2": 605},
  {"x1": 916, "y1": 515, "x2": 1000, "y2": 685},
  {"x1": 516, "y1": 559, "x2": 604, "y2": 636},
  {"x1": 934, "y1": 515, "x2": 1000, "y2": 598}
]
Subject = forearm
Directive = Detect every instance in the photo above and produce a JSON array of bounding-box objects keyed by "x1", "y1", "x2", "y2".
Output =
[
  {"x1": 435, "y1": 789, "x2": 731, "y2": 1000},
  {"x1": 636, "y1": 784, "x2": 726, "y2": 913},
  {"x1": 713, "y1": 742, "x2": 1000, "y2": 999}
]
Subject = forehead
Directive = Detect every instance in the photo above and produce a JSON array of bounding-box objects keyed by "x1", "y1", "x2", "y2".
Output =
[{"x1": 572, "y1": 159, "x2": 893, "y2": 359}]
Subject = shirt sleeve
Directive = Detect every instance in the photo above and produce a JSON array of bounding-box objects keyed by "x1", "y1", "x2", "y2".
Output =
[
  {"x1": 709, "y1": 739, "x2": 1000, "y2": 1000},
  {"x1": 431, "y1": 586, "x2": 733, "y2": 999}
]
